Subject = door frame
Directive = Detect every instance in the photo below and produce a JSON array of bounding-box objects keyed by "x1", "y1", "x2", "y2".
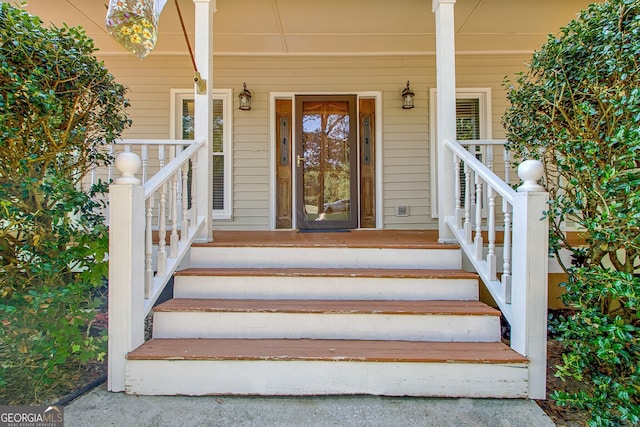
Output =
[{"x1": 269, "y1": 91, "x2": 383, "y2": 230}]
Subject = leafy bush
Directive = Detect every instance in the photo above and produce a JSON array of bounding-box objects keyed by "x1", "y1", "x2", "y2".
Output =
[
  {"x1": 502, "y1": 0, "x2": 639, "y2": 425},
  {"x1": 0, "y1": 4, "x2": 129, "y2": 403}
]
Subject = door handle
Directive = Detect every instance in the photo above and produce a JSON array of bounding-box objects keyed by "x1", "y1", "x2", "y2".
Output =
[{"x1": 296, "y1": 155, "x2": 304, "y2": 167}]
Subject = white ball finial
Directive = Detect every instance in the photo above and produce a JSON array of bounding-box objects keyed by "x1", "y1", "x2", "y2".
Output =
[
  {"x1": 114, "y1": 152, "x2": 142, "y2": 185},
  {"x1": 517, "y1": 159, "x2": 545, "y2": 192}
]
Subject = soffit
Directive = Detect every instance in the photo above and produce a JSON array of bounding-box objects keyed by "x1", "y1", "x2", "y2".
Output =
[{"x1": 22, "y1": 0, "x2": 597, "y2": 56}]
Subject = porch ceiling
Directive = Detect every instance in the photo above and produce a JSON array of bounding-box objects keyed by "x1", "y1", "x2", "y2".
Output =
[{"x1": 24, "y1": 0, "x2": 596, "y2": 56}]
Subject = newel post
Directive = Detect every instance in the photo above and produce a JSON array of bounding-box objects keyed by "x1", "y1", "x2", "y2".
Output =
[
  {"x1": 510, "y1": 159, "x2": 549, "y2": 399},
  {"x1": 107, "y1": 152, "x2": 146, "y2": 392}
]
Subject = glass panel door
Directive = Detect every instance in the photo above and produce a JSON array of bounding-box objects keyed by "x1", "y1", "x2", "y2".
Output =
[{"x1": 295, "y1": 95, "x2": 358, "y2": 230}]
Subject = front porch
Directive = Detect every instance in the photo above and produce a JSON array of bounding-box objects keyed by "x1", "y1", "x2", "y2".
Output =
[{"x1": 103, "y1": 0, "x2": 550, "y2": 400}]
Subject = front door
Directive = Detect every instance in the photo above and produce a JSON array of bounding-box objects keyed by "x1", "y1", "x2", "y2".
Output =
[{"x1": 295, "y1": 95, "x2": 358, "y2": 230}]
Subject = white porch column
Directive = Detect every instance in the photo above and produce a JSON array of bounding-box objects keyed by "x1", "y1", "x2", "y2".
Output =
[
  {"x1": 193, "y1": 0, "x2": 215, "y2": 242},
  {"x1": 433, "y1": 0, "x2": 457, "y2": 243}
]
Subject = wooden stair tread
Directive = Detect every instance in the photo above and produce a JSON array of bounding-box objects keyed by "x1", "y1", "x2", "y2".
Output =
[
  {"x1": 154, "y1": 298, "x2": 499, "y2": 316},
  {"x1": 191, "y1": 230, "x2": 458, "y2": 249},
  {"x1": 175, "y1": 267, "x2": 478, "y2": 279},
  {"x1": 128, "y1": 339, "x2": 527, "y2": 364}
]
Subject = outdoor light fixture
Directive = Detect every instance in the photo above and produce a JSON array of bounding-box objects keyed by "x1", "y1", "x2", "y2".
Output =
[
  {"x1": 238, "y1": 82, "x2": 252, "y2": 110},
  {"x1": 402, "y1": 81, "x2": 415, "y2": 109}
]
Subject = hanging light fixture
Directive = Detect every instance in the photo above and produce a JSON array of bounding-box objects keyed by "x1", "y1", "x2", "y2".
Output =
[
  {"x1": 238, "y1": 82, "x2": 252, "y2": 110},
  {"x1": 402, "y1": 81, "x2": 415, "y2": 109}
]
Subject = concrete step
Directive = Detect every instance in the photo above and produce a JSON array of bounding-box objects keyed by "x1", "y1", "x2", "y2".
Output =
[
  {"x1": 152, "y1": 299, "x2": 501, "y2": 342},
  {"x1": 173, "y1": 268, "x2": 479, "y2": 301},
  {"x1": 125, "y1": 339, "x2": 528, "y2": 397}
]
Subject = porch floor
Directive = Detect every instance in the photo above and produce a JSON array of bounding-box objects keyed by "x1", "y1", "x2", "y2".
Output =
[{"x1": 197, "y1": 229, "x2": 453, "y2": 249}]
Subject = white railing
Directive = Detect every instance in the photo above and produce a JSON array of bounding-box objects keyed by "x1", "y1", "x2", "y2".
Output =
[
  {"x1": 444, "y1": 138, "x2": 549, "y2": 400},
  {"x1": 90, "y1": 140, "x2": 196, "y2": 224},
  {"x1": 458, "y1": 139, "x2": 512, "y2": 185},
  {"x1": 108, "y1": 139, "x2": 193, "y2": 184},
  {"x1": 107, "y1": 139, "x2": 207, "y2": 392},
  {"x1": 455, "y1": 140, "x2": 512, "y2": 220}
]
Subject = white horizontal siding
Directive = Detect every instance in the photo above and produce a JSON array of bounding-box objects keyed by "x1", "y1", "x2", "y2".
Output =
[{"x1": 382, "y1": 82, "x2": 431, "y2": 229}]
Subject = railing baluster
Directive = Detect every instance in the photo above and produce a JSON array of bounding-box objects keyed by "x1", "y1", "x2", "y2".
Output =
[
  {"x1": 181, "y1": 162, "x2": 190, "y2": 240},
  {"x1": 454, "y1": 153, "x2": 463, "y2": 228},
  {"x1": 487, "y1": 187, "x2": 497, "y2": 280},
  {"x1": 486, "y1": 144, "x2": 494, "y2": 171},
  {"x1": 464, "y1": 162, "x2": 472, "y2": 243},
  {"x1": 141, "y1": 145, "x2": 148, "y2": 184},
  {"x1": 167, "y1": 145, "x2": 176, "y2": 223},
  {"x1": 157, "y1": 184, "x2": 167, "y2": 277},
  {"x1": 502, "y1": 200, "x2": 512, "y2": 304},
  {"x1": 474, "y1": 174, "x2": 483, "y2": 260},
  {"x1": 190, "y1": 157, "x2": 198, "y2": 224},
  {"x1": 170, "y1": 172, "x2": 179, "y2": 258},
  {"x1": 469, "y1": 168, "x2": 477, "y2": 229},
  {"x1": 175, "y1": 145, "x2": 184, "y2": 228},
  {"x1": 144, "y1": 197, "x2": 153, "y2": 299},
  {"x1": 159, "y1": 145, "x2": 166, "y2": 169}
]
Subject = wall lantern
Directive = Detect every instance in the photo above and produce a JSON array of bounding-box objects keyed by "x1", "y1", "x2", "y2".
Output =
[
  {"x1": 402, "y1": 81, "x2": 415, "y2": 109},
  {"x1": 238, "y1": 82, "x2": 252, "y2": 110}
]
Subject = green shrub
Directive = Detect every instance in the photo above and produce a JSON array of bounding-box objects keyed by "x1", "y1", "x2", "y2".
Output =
[
  {"x1": 502, "y1": 0, "x2": 639, "y2": 425},
  {"x1": 0, "y1": 3, "x2": 129, "y2": 404}
]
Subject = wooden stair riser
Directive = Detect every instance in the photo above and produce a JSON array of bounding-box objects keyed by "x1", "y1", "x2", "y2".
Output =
[
  {"x1": 189, "y1": 246, "x2": 462, "y2": 270},
  {"x1": 152, "y1": 311, "x2": 501, "y2": 342},
  {"x1": 125, "y1": 359, "x2": 528, "y2": 397},
  {"x1": 173, "y1": 275, "x2": 479, "y2": 301}
]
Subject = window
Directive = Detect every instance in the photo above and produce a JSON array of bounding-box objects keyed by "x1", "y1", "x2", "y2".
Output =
[
  {"x1": 456, "y1": 98, "x2": 482, "y2": 207},
  {"x1": 456, "y1": 98, "x2": 481, "y2": 140},
  {"x1": 429, "y1": 88, "x2": 492, "y2": 218},
  {"x1": 171, "y1": 89, "x2": 232, "y2": 219}
]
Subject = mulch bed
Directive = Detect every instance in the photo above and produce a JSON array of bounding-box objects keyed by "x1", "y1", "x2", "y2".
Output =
[{"x1": 536, "y1": 339, "x2": 590, "y2": 426}]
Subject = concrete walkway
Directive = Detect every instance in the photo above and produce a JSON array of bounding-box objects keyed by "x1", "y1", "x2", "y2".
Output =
[{"x1": 64, "y1": 385, "x2": 555, "y2": 427}]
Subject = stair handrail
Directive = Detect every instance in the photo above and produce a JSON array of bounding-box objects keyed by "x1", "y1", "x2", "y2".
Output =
[
  {"x1": 456, "y1": 139, "x2": 512, "y2": 184},
  {"x1": 443, "y1": 138, "x2": 549, "y2": 400},
  {"x1": 106, "y1": 138, "x2": 206, "y2": 393},
  {"x1": 89, "y1": 139, "x2": 198, "y2": 224},
  {"x1": 93, "y1": 139, "x2": 198, "y2": 184}
]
